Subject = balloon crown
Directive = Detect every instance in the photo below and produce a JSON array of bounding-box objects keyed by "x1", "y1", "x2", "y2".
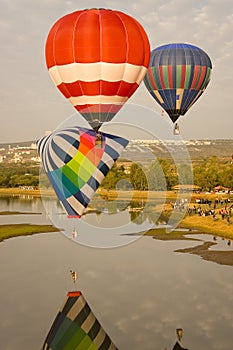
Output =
[{"x1": 83, "y1": 8, "x2": 112, "y2": 11}]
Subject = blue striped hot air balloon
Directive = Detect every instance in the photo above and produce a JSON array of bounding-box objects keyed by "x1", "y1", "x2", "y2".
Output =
[{"x1": 144, "y1": 43, "x2": 212, "y2": 124}]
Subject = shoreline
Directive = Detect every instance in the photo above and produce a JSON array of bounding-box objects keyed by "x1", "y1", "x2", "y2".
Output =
[
  {"x1": 0, "y1": 188, "x2": 232, "y2": 240},
  {"x1": 175, "y1": 241, "x2": 233, "y2": 267},
  {"x1": 0, "y1": 223, "x2": 232, "y2": 267},
  {"x1": 0, "y1": 188, "x2": 55, "y2": 197},
  {"x1": 1, "y1": 187, "x2": 231, "y2": 200}
]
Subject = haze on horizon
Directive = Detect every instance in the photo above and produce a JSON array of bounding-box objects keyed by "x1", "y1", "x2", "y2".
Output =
[{"x1": 0, "y1": 0, "x2": 232, "y2": 143}]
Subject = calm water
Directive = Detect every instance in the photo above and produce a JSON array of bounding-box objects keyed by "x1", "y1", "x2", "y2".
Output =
[{"x1": 0, "y1": 196, "x2": 232, "y2": 350}]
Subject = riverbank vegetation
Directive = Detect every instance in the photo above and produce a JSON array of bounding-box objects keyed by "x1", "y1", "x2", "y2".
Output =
[
  {"x1": 0, "y1": 211, "x2": 41, "y2": 215},
  {"x1": 0, "y1": 224, "x2": 60, "y2": 242},
  {"x1": 180, "y1": 215, "x2": 233, "y2": 238}
]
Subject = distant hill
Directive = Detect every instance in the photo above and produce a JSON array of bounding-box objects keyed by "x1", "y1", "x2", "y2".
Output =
[
  {"x1": 1, "y1": 139, "x2": 233, "y2": 161},
  {"x1": 122, "y1": 139, "x2": 233, "y2": 161},
  {"x1": 180, "y1": 139, "x2": 233, "y2": 160},
  {"x1": 0, "y1": 141, "x2": 35, "y2": 149}
]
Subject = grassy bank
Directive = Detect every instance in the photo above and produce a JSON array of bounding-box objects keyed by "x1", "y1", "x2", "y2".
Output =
[
  {"x1": 148, "y1": 205, "x2": 233, "y2": 240},
  {"x1": 0, "y1": 224, "x2": 60, "y2": 242},
  {"x1": 180, "y1": 215, "x2": 233, "y2": 239},
  {"x1": 143, "y1": 227, "x2": 200, "y2": 240},
  {"x1": 144, "y1": 220, "x2": 233, "y2": 240}
]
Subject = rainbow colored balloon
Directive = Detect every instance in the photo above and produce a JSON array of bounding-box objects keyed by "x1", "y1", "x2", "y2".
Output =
[{"x1": 37, "y1": 127, "x2": 128, "y2": 217}]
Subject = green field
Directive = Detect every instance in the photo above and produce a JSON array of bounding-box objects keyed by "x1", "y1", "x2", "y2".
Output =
[{"x1": 0, "y1": 224, "x2": 60, "y2": 242}]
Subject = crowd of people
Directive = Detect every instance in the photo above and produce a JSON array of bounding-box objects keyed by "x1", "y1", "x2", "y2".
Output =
[
  {"x1": 170, "y1": 197, "x2": 232, "y2": 225},
  {"x1": 189, "y1": 199, "x2": 232, "y2": 225}
]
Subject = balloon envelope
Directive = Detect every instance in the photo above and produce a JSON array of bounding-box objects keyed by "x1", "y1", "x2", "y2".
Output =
[
  {"x1": 42, "y1": 291, "x2": 118, "y2": 349},
  {"x1": 37, "y1": 127, "x2": 129, "y2": 217},
  {"x1": 45, "y1": 8, "x2": 150, "y2": 130},
  {"x1": 143, "y1": 43, "x2": 212, "y2": 123}
]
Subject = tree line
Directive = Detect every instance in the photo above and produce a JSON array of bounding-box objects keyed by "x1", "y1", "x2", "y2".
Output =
[
  {"x1": 0, "y1": 164, "x2": 39, "y2": 188},
  {"x1": 101, "y1": 156, "x2": 232, "y2": 191},
  {"x1": 0, "y1": 156, "x2": 232, "y2": 191}
]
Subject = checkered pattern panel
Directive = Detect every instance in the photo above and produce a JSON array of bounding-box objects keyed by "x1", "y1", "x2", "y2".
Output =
[{"x1": 37, "y1": 127, "x2": 128, "y2": 217}]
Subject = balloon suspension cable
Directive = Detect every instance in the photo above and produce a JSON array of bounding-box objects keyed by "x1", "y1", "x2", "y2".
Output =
[
  {"x1": 173, "y1": 123, "x2": 180, "y2": 135},
  {"x1": 92, "y1": 122, "x2": 102, "y2": 133},
  {"x1": 95, "y1": 131, "x2": 103, "y2": 148}
]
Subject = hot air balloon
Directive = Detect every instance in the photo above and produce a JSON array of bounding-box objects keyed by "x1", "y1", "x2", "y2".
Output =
[
  {"x1": 143, "y1": 43, "x2": 212, "y2": 133},
  {"x1": 37, "y1": 127, "x2": 129, "y2": 218},
  {"x1": 42, "y1": 291, "x2": 118, "y2": 349},
  {"x1": 45, "y1": 8, "x2": 150, "y2": 131}
]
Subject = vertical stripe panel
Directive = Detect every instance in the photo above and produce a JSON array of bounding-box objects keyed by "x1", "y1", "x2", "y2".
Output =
[
  {"x1": 192, "y1": 66, "x2": 201, "y2": 89},
  {"x1": 168, "y1": 65, "x2": 173, "y2": 88},
  {"x1": 148, "y1": 68, "x2": 157, "y2": 90},
  {"x1": 180, "y1": 65, "x2": 186, "y2": 88},
  {"x1": 190, "y1": 66, "x2": 199, "y2": 89},
  {"x1": 154, "y1": 90, "x2": 164, "y2": 104},
  {"x1": 184, "y1": 65, "x2": 191, "y2": 89},
  {"x1": 200, "y1": 67, "x2": 211, "y2": 90},
  {"x1": 176, "y1": 88, "x2": 184, "y2": 110},
  {"x1": 154, "y1": 66, "x2": 162, "y2": 89},
  {"x1": 162, "y1": 66, "x2": 169, "y2": 88},
  {"x1": 159, "y1": 66, "x2": 166, "y2": 89},
  {"x1": 196, "y1": 66, "x2": 207, "y2": 90},
  {"x1": 176, "y1": 65, "x2": 182, "y2": 88}
]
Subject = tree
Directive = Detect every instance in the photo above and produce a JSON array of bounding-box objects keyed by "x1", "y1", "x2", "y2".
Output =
[
  {"x1": 193, "y1": 157, "x2": 221, "y2": 190},
  {"x1": 101, "y1": 164, "x2": 127, "y2": 190},
  {"x1": 147, "y1": 159, "x2": 178, "y2": 190},
  {"x1": 177, "y1": 162, "x2": 193, "y2": 185},
  {"x1": 129, "y1": 163, "x2": 148, "y2": 190}
]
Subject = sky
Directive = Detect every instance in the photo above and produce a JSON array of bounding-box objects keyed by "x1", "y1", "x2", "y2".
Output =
[{"x1": 0, "y1": 0, "x2": 233, "y2": 142}]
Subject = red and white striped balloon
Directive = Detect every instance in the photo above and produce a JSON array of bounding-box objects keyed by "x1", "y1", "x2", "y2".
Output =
[{"x1": 45, "y1": 8, "x2": 150, "y2": 130}]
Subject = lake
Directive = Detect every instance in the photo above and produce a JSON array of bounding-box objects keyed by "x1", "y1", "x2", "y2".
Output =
[{"x1": 0, "y1": 195, "x2": 232, "y2": 350}]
